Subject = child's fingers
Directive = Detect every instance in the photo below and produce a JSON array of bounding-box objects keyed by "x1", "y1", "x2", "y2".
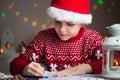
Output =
[{"x1": 14, "y1": 74, "x2": 25, "y2": 80}]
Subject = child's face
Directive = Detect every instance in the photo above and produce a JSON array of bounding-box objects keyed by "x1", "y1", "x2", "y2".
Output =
[{"x1": 54, "y1": 20, "x2": 83, "y2": 41}]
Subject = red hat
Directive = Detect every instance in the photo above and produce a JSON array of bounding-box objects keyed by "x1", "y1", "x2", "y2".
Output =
[{"x1": 47, "y1": 0, "x2": 92, "y2": 24}]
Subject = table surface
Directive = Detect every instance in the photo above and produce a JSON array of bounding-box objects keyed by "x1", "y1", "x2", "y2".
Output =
[
  {"x1": 23, "y1": 74, "x2": 117, "y2": 80},
  {"x1": 0, "y1": 72, "x2": 119, "y2": 80}
]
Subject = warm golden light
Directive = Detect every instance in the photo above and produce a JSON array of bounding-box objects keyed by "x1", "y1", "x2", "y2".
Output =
[
  {"x1": 8, "y1": 3, "x2": 14, "y2": 10},
  {"x1": 49, "y1": 24, "x2": 54, "y2": 28},
  {"x1": 103, "y1": 36, "x2": 108, "y2": 40},
  {"x1": 115, "y1": 61, "x2": 119, "y2": 66},
  {"x1": 21, "y1": 46, "x2": 26, "y2": 52},
  {"x1": 41, "y1": 24, "x2": 47, "y2": 30},
  {"x1": 114, "y1": 59, "x2": 119, "y2": 66},
  {"x1": 32, "y1": 21, "x2": 37, "y2": 27},
  {"x1": 16, "y1": 11, "x2": 20, "y2": 16},
  {"x1": 0, "y1": 48, "x2": 4, "y2": 54},
  {"x1": 6, "y1": 42, "x2": 11, "y2": 49},
  {"x1": 24, "y1": 17, "x2": 28, "y2": 22},
  {"x1": 93, "y1": 5, "x2": 98, "y2": 10}
]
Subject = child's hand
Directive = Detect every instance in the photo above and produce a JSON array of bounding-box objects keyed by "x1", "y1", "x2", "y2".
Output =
[
  {"x1": 22, "y1": 62, "x2": 44, "y2": 76},
  {"x1": 14, "y1": 74, "x2": 25, "y2": 80},
  {"x1": 53, "y1": 64, "x2": 92, "y2": 77}
]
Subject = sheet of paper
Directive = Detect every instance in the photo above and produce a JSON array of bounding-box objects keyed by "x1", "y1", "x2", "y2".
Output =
[
  {"x1": 44, "y1": 71, "x2": 55, "y2": 78},
  {"x1": 43, "y1": 71, "x2": 105, "y2": 80}
]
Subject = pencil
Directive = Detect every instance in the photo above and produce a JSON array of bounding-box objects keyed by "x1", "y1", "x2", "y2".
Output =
[{"x1": 21, "y1": 41, "x2": 35, "y2": 61}]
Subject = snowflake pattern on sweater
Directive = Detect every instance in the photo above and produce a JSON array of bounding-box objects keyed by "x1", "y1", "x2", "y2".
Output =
[{"x1": 10, "y1": 28, "x2": 103, "y2": 75}]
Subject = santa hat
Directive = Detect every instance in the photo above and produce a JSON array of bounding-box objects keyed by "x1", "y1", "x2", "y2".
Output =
[{"x1": 47, "y1": 0, "x2": 92, "y2": 24}]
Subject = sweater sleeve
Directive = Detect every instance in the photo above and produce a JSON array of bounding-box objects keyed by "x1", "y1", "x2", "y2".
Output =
[
  {"x1": 10, "y1": 32, "x2": 46, "y2": 75},
  {"x1": 10, "y1": 55, "x2": 31, "y2": 75},
  {"x1": 86, "y1": 30, "x2": 103, "y2": 74},
  {"x1": 89, "y1": 60, "x2": 102, "y2": 74}
]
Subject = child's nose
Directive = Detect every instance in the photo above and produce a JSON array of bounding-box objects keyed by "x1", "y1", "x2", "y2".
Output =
[{"x1": 59, "y1": 25, "x2": 66, "y2": 32}]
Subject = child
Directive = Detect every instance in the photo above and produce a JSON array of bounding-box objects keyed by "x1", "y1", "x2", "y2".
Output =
[{"x1": 10, "y1": 0, "x2": 103, "y2": 77}]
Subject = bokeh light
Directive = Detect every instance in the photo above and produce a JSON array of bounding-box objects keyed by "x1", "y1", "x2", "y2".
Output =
[
  {"x1": 21, "y1": 2, "x2": 26, "y2": 8},
  {"x1": 1, "y1": 12, "x2": 7, "y2": 18},
  {"x1": 15, "y1": 11, "x2": 20, "y2": 16},
  {"x1": 102, "y1": 18, "x2": 107, "y2": 25},
  {"x1": 0, "y1": 48, "x2": 4, "y2": 54},
  {"x1": 107, "y1": 9, "x2": 111, "y2": 13},
  {"x1": 33, "y1": 3, "x2": 38, "y2": 8},
  {"x1": 41, "y1": 24, "x2": 47, "y2": 30},
  {"x1": 110, "y1": 1, "x2": 115, "y2": 6},
  {"x1": 97, "y1": 0, "x2": 104, "y2": 5},
  {"x1": 8, "y1": 3, "x2": 14, "y2": 10},
  {"x1": 23, "y1": 17, "x2": 28, "y2": 22},
  {"x1": 93, "y1": 5, "x2": 98, "y2": 10},
  {"x1": 5, "y1": 42, "x2": 11, "y2": 49},
  {"x1": 49, "y1": 24, "x2": 54, "y2": 28},
  {"x1": 26, "y1": 25, "x2": 31, "y2": 30},
  {"x1": 32, "y1": 21, "x2": 37, "y2": 27}
]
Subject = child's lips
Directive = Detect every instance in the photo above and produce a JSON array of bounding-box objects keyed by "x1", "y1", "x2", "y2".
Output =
[{"x1": 59, "y1": 33, "x2": 67, "y2": 36}]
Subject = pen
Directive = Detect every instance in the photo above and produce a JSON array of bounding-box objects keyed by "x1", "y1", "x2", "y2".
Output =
[
  {"x1": 22, "y1": 74, "x2": 48, "y2": 79},
  {"x1": 21, "y1": 41, "x2": 35, "y2": 61},
  {"x1": 21, "y1": 41, "x2": 49, "y2": 79}
]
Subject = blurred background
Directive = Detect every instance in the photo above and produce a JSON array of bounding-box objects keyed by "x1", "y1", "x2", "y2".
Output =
[{"x1": 0, "y1": 0, "x2": 120, "y2": 74}]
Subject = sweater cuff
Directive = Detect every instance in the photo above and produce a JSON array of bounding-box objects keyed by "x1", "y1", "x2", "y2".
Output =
[
  {"x1": 89, "y1": 60, "x2": 102, "y2": 74},
  {"x1": 10, "y1": 59, "x2": 31, "y2": 75}
]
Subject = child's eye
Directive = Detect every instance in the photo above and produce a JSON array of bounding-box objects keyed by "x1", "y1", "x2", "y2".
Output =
[
  {"x1": 55, "y1": 20, "x2": 61, "y2": 24},
  {"x1": 67, "y1": 22, "x2": 75, "y2": 26}
]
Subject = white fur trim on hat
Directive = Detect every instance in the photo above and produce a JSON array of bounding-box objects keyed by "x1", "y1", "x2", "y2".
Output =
[{"x1": 47, "y1": 7, "x2": 92, "y2": 24}]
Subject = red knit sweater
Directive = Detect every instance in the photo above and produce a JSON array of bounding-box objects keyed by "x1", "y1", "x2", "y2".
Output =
[{"x1": 10, "y1": 28, "x2": 103, "y2": 75}]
